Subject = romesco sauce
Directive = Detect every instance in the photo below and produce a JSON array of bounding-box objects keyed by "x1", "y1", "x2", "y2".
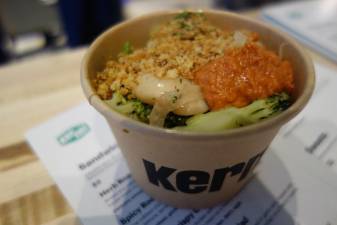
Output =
[{"x1": 193, "y1": 44, "x2": 294, "y2": 110}]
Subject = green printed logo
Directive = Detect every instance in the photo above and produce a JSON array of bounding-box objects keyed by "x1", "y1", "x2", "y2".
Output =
[{"x1": 57, "y1": 123, "x2": 90, "y2": 146}]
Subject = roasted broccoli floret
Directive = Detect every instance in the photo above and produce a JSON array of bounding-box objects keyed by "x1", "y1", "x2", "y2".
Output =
[
  {"x1": 164, "y1": 112, "x2": 191, "y2": 128},
  {"x1": 105, "y1": 92, "x2": 191, "y2": 126},
  {"x1": 174, "y1": 93, "x2": 291, "y2": 132},
  {"x1": 105, "y1": 92, "x2": 152, "y2": 123}
]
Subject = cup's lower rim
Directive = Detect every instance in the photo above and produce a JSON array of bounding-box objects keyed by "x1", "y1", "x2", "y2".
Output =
[{"x1": 80, "y1": 9, "x2": 315, "y2": 140}]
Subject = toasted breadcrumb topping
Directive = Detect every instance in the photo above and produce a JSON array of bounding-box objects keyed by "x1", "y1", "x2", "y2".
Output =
[{"x1": 92, "y1": 13, "x2": 260, "y2": 100}]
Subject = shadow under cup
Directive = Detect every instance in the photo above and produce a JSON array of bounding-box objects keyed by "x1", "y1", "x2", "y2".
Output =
[{"x1": 81, "y1": 10, "x2": 315, "y2": 208}]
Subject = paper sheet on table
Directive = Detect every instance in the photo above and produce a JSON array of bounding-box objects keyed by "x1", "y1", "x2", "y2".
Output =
[
  {"x1": 277, "y1": 63, "x2": 337, "y2": 173},
  {"x1": 26, "y1": 63, "x2": 337, "y2": 225},
  {"x1": 262, "y1": 0, "x2": 337, "y2": 63}
]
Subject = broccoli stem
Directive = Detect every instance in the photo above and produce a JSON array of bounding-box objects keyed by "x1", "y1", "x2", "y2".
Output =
[
  {"x1": 105, "y1": 92, "x2": 290, "y2": 132},
  {"x1": 174, "y1": 93, "x2": 291, "y2": 132}
]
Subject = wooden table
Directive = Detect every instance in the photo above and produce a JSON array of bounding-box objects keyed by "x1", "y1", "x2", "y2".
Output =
[
  {"x1": 1, "y1": 15, "x2": 337, "y2": 225},
  {"x1": 0, "y1": 48, "x2": 85, "y2": 225}
]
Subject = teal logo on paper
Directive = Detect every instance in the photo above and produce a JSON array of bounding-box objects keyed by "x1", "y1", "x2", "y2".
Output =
[{"x1": 57, "y1": 123, "x2": 90, "y2": 146}]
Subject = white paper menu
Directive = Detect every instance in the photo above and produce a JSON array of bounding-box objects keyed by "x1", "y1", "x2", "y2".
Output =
[
  {"x1": 277, "y1": 63, "x2": 337, "y2": 173},
  {"x1": 26, "y1": 63, "x2": 337, "y2": 225},
  {"x1": 262, "y1": 0, "x2": 337, "y2": 63}
]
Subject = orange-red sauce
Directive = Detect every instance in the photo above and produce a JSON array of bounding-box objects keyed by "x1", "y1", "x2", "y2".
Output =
[{"x1": 193, "y1": 44, "x2": 294, "y2": 110}]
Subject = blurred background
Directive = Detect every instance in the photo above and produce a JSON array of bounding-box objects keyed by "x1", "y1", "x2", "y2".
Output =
[{"x1": 0, "y1": 0, "x2": 303, "y2": 66}]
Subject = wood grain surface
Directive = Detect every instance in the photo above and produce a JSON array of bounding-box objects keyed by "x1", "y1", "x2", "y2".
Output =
[
  {"x1": 0, "y1": 48, "x2": 85, "y2": 225},
  {"x1": 0, "y1": 12, "x2": 336, "y2": 225}
]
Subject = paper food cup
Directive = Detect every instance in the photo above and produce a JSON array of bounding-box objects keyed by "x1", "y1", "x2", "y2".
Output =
[{"x1": 81, "y1": 10, "x2": 315, "y2": 208}]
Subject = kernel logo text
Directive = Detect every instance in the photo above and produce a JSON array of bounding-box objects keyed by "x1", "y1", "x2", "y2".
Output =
[{"x1": 143, "y1": 150, "x2": 264, "y2": 194}]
